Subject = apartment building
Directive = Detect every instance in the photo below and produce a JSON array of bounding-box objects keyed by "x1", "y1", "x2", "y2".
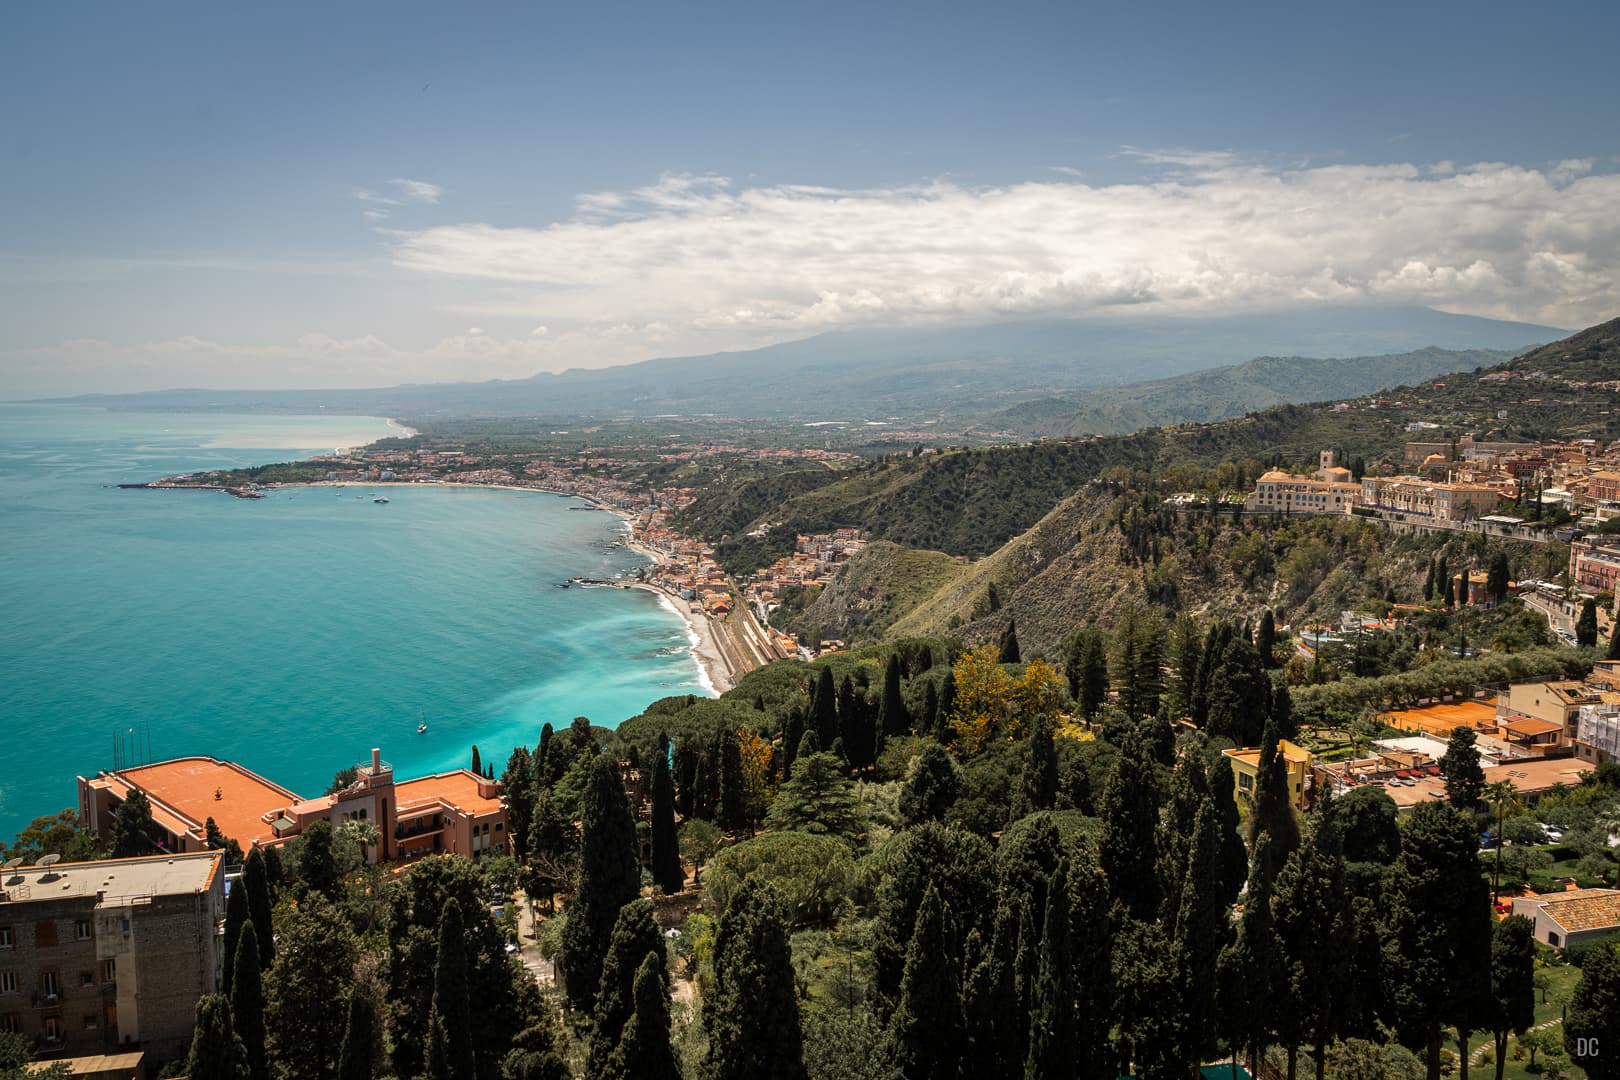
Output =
[
  {"x1": 1359, "y1": 476, "x2": 1504, "y2": 522},
  {"x1": 0, "y1": 851, "x2": 223, "y2": 1062}
]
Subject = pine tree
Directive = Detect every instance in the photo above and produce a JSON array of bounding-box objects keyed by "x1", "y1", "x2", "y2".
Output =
[
  {"x1": 1067, "y1": 629, "x2": 1109, "y2": 719},
  {"x1": 1578, "y1": 598, "x2": 1600, "y2": 647},
  {"x1": 765, "y1": 752, "x2": 864, "y2": 839},
  {"x1": 562, "y1": 755, "x2": 641, "y2": 1011},
  {"x1": 604, "y1": 954, "x2": 681, "y2": 1080},
  {"x1": 297, "y1": 819, "x2": 341, "y2": 901},
  {"x1": 703, "y1": 880, "x2": 807, "y2": 1080},
  {"x1": 337, "y1": 989, "x2": 375, "y2": 1080},
  {"x1": 890, "y1": 884, "x2": 963, "y2": 1080},
  {"x1": 433, "y1": 899, "x2": 475, "y2": 1080},
  {"x1": 204, "y1": 817, "x2": 243, "y2": 863},
  {"x1": 650, "y1": 735, "x2": 682, "y2": 895},
  {"x1": 229, "y1": 921, "x2": 267, "y2": 1080},
  {"x1": 242, "y1": 846, "x2": 275, "y2": 969},
  {"x1": 997, "y1": 619, "x2": 1021, "y2": 664},
  {"x1": 879, "y1": 659, "x2": 910, "y2": 737},
  {"x1": 1256, "y1": 609, "x2": 1277, "y2": 669},
  {"x1": 221, "y1": 875, "x2": 248, "y2": 994},
  {"x1": 1012, "y1": 715, "x2": 1058, "y2": 819},
  {"x1": 588, "y1": 899, "x2": 665, "y2": 1077},
  {"x1": 182, "y1": 994, "x2": 248, "y2": 1080},
  {"x1": 108, "y1": 788, "x2": 156, "y2": 858},
  {"x1": 1024, "y1": 863, "x2": 1074, "y2": 1080}
]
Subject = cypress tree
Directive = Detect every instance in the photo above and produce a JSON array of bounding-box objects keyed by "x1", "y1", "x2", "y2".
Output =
[
  {"x1": 1012, "y1": 715, "x2": 1058, "y2": 819},
  {"x1": 297, "y1": 819, "x2": 341, "y2": 901},
  {"x1": 997, "y1": 619, "x2": 1021, "y2": 664},
  {"x1": 879, "y1": 658, "x2": 910, "y2": 737},
  {"x1": 562, "y1": 755, "x2": 642, "y2": 1011},
  {"x1": 337, "y1": 989, "x2": 375, "y2": 1080},
  {"x1": 898, "y1": 742, "x2": 960, "y2": 825},
  {"x1": 433, "y1": 898, "x2": 475, "y2": 1080},
  {"x1": 1458, "y1": 567, "x2": 1470, "y2": 606},
  {"x1": 1578, "y1": 598, "x2": 1600, "y2": 647},
  {"x1": 650, "y1": 735, "x2": 682, "y2": 895},
  {"x1": 1067, "y1": 629, "x2": 1109, "y2": 720},
  {"x1": 1098, "y1": 744, "x2": 1161, "y2": 921},
  {"x1": 1068, "y1": 839, "x2": 1116, "y2": 1078},
  {"x1": 588, "y1": 899, "x2": 664, "y2": 1077},
  {"x1": 605, "y1": 953, "x2": 680, "y2": 1080},
  {"x1": 229, "y1": 921, "x2": 267, "y2": 1080},
  {"x1": 936, "y1": 673, "x2": 957, "y2": 744},
  {"x1": 1487, "y1": 915, "x2": 1535, "y2": 1080},
  {"x1": 703, "y1": 880, "x2": 807, "y2": 1080},
  {"x1": 716, "y1": 729, "x2": 748, "y2": 834},
  {"x1": 1255, "y1": 609, "x2": 1277, "y2": 668},
  {"x1": 812, "y1": 666, "x2": 839, "y2": 747},
  {"x1": 1272, "y1": 823, "x2": 1354, "y2": 1080},
  {"x1": 1023, "y1": 863, "x2": 1074, "y2": 1080},
  {"x1": 471, "y1": 745, "x2": 482, "y2": 775},
  {"x1": 1011, "y1": 900, "x2": 1039, "y2": 1050},
  {"x1": 1566, "y1": 942, "x2": 1620, "y2": 1079},
  {"x1": 1487, "y1": 553, "x2": 1511, "y2": 602},
  {"x1": 183, "y1": 994, "x2": 248, "y2": 1080},
  {"x1": 1219, "y1": 836, "x2": 1284, "y2": 1074},
  {"x1": 423, "y1": 1012, "x2": 451, "y2": 1080},
  {"x1": 1442, "y1": 557, "x2": 1455, "y2": 606},
  {"x1": 922, "y1": 680, "x2": 940, "y2": 737},
  {"x1": 1207, "y1": 637, "x2": 1269, "y2": 745},
  {"x1": 1423, "y1": 558, "x2": 1435, "y2": 602},
  {"x1": 844, "y1": 684, "x2": 877, "y2": 771},
  {"x1": 1207, "y1": 755, "x2": 1250, "y2": 907},
  {"x1": 1271, "y1": 679, "x2": 1299, "y2": 742},
  {"x1": 1174, "y1": 802, "x2": 1230, "y2": 1071},
  {"x1": 890, "y1": 884, "x2": 963, "y2": 1080},
  {"x1": 242, "y1": 846, "x2": 275, "y2": 969},
  {"x1": 1248, "y1": 719, "x2": 1301, "y2": 882},
  {"x1": 781, "y1": 708, "x2": 804, "y2": 779},
  {"x1": 221, "y1": 875, "x2": 247, "y2": 994},
  {"x1": 504, "y1": 747, "x2": 536, "y2": 862}
]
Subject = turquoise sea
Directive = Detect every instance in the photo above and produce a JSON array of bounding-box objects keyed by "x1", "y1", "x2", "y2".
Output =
[{"x1": 0, "y1": 404, "x2": 708, "y2": 837}]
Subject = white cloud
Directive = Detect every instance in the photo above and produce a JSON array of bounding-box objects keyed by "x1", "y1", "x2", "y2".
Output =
[
  {"x1": 389, "y1": 178, "x2": 443, "y2": 204},
  {"x1": 384, "y1": 158, "x2": 1620, "y2": 347}
]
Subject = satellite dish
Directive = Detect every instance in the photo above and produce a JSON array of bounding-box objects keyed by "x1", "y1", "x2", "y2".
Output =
[
  {"x1": 1, "y1": 857, "x2": 21, "y2": 871},
  {"x1": 37, "y1": 854, "x2": 60, "y2": 868}
]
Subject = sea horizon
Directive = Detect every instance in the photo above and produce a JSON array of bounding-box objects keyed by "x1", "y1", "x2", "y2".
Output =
[{"x1": 0, "y1": 403, "x2": 710, "y2": 838}]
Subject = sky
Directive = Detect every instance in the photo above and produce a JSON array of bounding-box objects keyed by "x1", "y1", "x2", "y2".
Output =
[{"x1": 3, "y1": 1, "x2": 1619, "y2": 396}]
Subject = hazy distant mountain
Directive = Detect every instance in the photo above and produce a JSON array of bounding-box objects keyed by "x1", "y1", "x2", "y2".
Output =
[
  {"x1": 43, "y1": 305, "x2": 1562, "y2": 421},
  {"x1": 987, "y1": 346, "x2": 1518, "y2": 437}
]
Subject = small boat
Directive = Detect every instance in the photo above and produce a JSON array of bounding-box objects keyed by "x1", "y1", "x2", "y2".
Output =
[
  {"x1": 417, "y1": 708, "x2": 427, "y2": 734},
  {"x1": 374, "y1": 496, "x2": 390, "y2": 504}
]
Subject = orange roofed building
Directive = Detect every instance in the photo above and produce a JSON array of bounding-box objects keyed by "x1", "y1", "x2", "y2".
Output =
[{"x1": 78, "y1": 747, "x2": 506, "y2": 865}]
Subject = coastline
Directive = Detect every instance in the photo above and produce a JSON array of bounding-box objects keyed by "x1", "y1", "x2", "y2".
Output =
[
  {"x1": 306, "y1": 478, "x2": 735, "y2": 696},
  {"x1": 386, "y1": 418, "x2": 420, "y2": 438}
]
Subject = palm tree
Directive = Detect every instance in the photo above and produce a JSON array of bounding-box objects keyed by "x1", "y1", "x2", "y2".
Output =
[{"x1": 1487, "y1": 780, "x2": 1520, "y2": 900}]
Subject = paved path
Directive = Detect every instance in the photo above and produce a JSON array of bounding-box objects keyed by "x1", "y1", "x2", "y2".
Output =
[{"x1": 1467, "y1": 1015, "x2": 1562, "y2": 1067}]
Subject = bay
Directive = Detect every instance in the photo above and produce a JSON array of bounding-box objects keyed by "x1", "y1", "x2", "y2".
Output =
[{"x1": 0, "y1": 404, "x2": 708, "y2": 838}]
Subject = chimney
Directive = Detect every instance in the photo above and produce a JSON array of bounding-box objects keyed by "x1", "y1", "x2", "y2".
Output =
[{"x1": 371, "y1": 748, "x2": 381, "y2": 772}]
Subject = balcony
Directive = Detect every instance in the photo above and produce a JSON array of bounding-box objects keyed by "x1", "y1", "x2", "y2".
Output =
[
  {"x1": 394, "y1": 819, "x2": 441, "y2": 841},
  {"x1": 31, "y1": 990, "x2": 61, "y2": 1008}
]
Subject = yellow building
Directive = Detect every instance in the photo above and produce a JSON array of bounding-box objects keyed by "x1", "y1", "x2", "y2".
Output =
[{"x1": 1222, "y1": 739, "x2": 1314, "y2": 811}]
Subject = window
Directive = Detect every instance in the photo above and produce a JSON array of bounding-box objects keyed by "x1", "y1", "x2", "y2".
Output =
[
  {"x1": 1550, "y1": 931, "x2": 1562, "y2": 947},
  {"x1": 41, "y1": 971, "x2": 59, "y2": 996},
  {"x1": 1238, "y1": 772, "x2": 1254, "y2": 791},
  {"x1": 82, "y1": 1013, "x2": 98, "y2": 1030},
  {"x1": 74, "y1": 919, "x2": 92, "y2": 941},
  {"x1": 0, "y1": 1014, "x2": 18, "y2": 1033},
  {"x1": 79, "y1": 972, "x2": 94, "y2": 988},
  {"x1": 34, "y1": 921, "x2": 57, "y2": 947},
  {"x1": 43, "y1": 1015, "x2": 62, "y2": 1040},
  {"x1": 0, "y1": 972, "x2": 14, "y2": 994},
  {"x1": 101, "y1": 959, "x2": 115, "y2": 984},
  {"x1": 0, "y1": 927, "x2": 11, "y2": 949}
]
